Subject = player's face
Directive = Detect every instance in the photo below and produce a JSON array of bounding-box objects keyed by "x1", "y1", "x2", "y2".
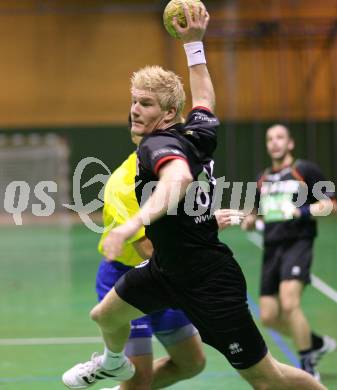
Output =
[
  {"x1": 130, "y1": 89, "x2": 168, "y2": 136},
  {"x1": 266, "y1": 126, "x2": 294, "y2": 161}
]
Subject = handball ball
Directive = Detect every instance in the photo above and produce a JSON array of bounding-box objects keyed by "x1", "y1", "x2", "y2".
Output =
[{"x1": 163, "y1": 0, "x2": 205, "y2": 39}]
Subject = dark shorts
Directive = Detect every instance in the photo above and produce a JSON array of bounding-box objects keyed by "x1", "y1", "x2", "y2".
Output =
[
  {"x1": 96, "y1": 259, "x2": 192, "y2": 338},
  {"x1": 115, "y1": 253, "x2": 268, "y2": 370},
  {"x1": 261, "y1": 238, "x2": 313, "y2": 296}
]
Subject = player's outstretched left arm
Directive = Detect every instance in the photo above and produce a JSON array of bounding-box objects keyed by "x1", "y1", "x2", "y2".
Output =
[
  {"x1": 293, "y1": 198, "x2": 337, "y2": 218},
  {"x1": 172, "y1": 4, "x2": 215, "y2": 111}
]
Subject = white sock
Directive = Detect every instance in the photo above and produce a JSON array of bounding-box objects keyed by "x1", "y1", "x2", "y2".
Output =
[
  {"x1": 100, "y1": 386, "x2": 120, "y2": 390},
  {"x1": 101, "y1": 347, "x2": 125, "y2": 370}
]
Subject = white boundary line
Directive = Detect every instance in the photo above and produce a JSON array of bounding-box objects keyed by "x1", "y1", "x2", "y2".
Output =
[
  {"x1": 0, "y1": 336, "x2": 158, "y2": 347},
  {"x1": 247, "y1": 232, "x2": 337, "y2": 304},
  {"x1": 311, "y1": 275, "x2": 337, "y2": 304},
  {"x1": 0, "y1": 337, "x2": 102, "y2": 346},
  {"x1": 1, "y1": 234, "x2": 335, "y2": 347}
]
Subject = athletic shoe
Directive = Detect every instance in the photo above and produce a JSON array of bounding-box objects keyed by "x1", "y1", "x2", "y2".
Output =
[
  {"x1": 312, "y1": 335, "x2": 336, "y2": 363},
  {"x1": 62, "y1": 352, "x2": 135, "y2": 389},
  {"x1": 300, "y1": 353, "x2": 320, "y2": 382}
]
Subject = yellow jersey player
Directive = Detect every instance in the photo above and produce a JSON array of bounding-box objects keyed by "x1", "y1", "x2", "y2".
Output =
[{"x1": 95, "y1": 150, "x2": 205, "y2": 390}]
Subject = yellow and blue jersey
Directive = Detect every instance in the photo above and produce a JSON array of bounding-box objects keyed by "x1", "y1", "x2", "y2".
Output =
[
  {"x1": 96, "y1": 152, "x2": 193, "y2": 339},
  {"x1": 98, "y1": 152, "x2": 145, "y2": 266}
]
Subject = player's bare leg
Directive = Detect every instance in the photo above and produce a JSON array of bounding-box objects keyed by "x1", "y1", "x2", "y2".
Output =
[
  {"x1": 260, "y1": 295, "x2": 306, "y2": 339},
  {"x1": 260, "y1": 295, "x2": 290, "y2": 335},
  {"x1": 63, "y1": 289, "x2": 145, "y2": 388},
  {"x1": 238, "y1": 352, "x2": 326, "y2": 390},
  {"x1": 119, "y1": 354, "x2": 153, "y2": 390},
  {"x1": 90, "y1": 288, "x2": 145, "y2": 352},
  {"x1": 259, "y1": 283, "x2": 332, "y2": 379},
  {"x1": 152, "y1": 333, "x2": 205, "y2": 388},
  {"x1": 278, "y1": 280, "x2": 311, "y2": 350}
]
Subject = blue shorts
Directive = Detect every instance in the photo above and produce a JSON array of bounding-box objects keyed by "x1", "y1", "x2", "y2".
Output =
[{"x1": 96, "y1": 259, "x2": 192, "y2": 339}]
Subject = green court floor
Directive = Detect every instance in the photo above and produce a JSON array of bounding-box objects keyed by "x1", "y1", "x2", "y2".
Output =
[{"x1": 0, "y1": 217, "x2": 336, "y2": 389}]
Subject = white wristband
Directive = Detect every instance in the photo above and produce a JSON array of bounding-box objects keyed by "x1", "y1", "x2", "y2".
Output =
[
  {"x1": 183, "y1": 41, "x2": 206, "y2": 67},
  {"x1": 230, "y1": 216, "x2": 241, "y2": 226}
]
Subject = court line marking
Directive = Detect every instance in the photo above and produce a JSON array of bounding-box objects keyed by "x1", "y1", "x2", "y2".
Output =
[
  {"x1": 1, "y1": 233, "x2": 334, "y2": 350},
  {"x1": 247, "y1": 232, "x2": 337, "y2": 304},
  {"x1": 0, "y1": 336, "x2": 161, "y2": 346},
  {"x1": 311, "y1": 275, "x2": 337, "y2": 304},
  {"x1": 247, "y1": 295, "x2": 299, "y2": 367},
  {"x1": 0, "y1": 336, "x2": 102, "y2": 346},
  {"x1": 0, "y1": 371, "x2": 239, "y2": 384}
]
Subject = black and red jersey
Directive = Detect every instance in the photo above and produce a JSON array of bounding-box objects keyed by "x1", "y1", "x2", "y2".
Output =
[
  {"x1": 256, "y1": 159, "x2": 335, "y2": 244},
  {"x1": 135, "y1": 108, "x2": 232, "y2": 277}
]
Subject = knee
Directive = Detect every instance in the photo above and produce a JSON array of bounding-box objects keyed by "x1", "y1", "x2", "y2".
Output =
[
  {"x1": 260, "y1": 310, "x2": 277, "y2": 328},
  {"x1": 187, "y1": 353, "x2": 206, "y2": 376},
  {"x1": 167, "y1": 352, "x2": 206, "y2": 380},
  {"x1": 280, "y1": 298, "x2": 299, "y2": 317},
  {"x1": 90, "y1": 305, "x2": 102, "y2": 323},
  {"x1": 90, "y1": 304, "x2": 116, "y2": 328},
  {"x1": 178, "y1": 353, "x2": 206, "y2": 378},
  {"x1": 89, "y1": 305, "x2": 100, "y2": 322}
]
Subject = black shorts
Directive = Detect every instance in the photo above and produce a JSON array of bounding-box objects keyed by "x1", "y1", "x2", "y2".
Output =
[
  {"x1": 260, "y1": 238, "x2": 313, "y2": 296},
  {"x1": 115, "y1": 253, "x2": 268, "y2": 370}
]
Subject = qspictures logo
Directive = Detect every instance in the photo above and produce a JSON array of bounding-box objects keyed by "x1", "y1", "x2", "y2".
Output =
[
  {"x1": 63, "y1": 157, "x2": 112, "y2": 233},
  {"x1": 1, "y1": 156, "x2": 142, "y2": 233},
  {"x1": 1, "y1": 157, "x2": 335, "y2": 233}
]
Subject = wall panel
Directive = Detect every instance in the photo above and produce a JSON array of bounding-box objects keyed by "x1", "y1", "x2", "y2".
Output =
[
  {"x1": 0, "y1": 9, "x2": 164, "y2": 126},
  {"x1": 0, "y1": 0, "x2": 337, "y2": 125}
]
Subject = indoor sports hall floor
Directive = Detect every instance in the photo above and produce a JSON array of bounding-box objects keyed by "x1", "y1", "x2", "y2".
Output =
[{"x1": 1, "y1": 217, "x2": 336, "y2": 389}]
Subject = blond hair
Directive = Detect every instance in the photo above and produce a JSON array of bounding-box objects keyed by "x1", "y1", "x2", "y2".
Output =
[{"x1": 131, "y1": 65, "x2": 185, "y2": 120}]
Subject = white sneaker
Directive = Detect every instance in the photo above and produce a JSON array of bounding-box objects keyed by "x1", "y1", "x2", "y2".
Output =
[
  {"x1": 62, "y1": 353, "x2": 135, "y2": 389},
  {"x1": 312, "y1": 335, "x2": 337, "y2": 363}
]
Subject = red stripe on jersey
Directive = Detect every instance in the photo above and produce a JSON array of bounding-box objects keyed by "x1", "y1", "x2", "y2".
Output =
[
  {"x1": 291, "y1": 168, "x2": 305, "y2": 182},
  {"x1": 192, "y1": 106, "x2": 212, "y2": 112},
  {"x1": 154, "y1": 156, "x2": 187, "y2": 175},
  {"x1": 257, "y1": 175, "x2": 266, "y2": 191}
]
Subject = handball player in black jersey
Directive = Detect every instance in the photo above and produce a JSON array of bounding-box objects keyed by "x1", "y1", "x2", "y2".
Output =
[
  {"x1": 242, "y1": 124, "x2": 336, "y2": 380},
  {"x1": 62, "y1": 5, "x2": 326, "y2": 390}
]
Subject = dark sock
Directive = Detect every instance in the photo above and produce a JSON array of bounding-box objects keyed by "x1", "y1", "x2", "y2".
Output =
[
  {"x1": 299, "y1": 348, "x2": 313, "y2": 356},
  {"x1": 311, "y1": 332, "x2": 324, "y2": 350}
]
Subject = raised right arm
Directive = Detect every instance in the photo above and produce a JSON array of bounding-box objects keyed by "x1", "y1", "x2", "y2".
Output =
[{"x1": 173, "y1": 4, "x2": 215, "y2": 111}]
